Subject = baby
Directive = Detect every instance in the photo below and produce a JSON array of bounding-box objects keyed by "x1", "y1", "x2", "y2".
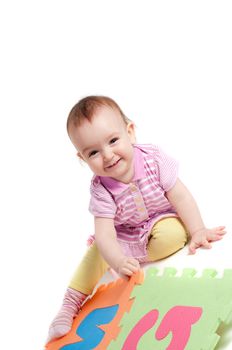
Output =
[{"x1": 47, "y1": 95, "x2": 226, "y2": 342}]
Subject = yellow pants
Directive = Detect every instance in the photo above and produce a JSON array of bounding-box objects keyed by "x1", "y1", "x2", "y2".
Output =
[{"x1": 69, "y1": 217, "x2": 188, "y2": 295}]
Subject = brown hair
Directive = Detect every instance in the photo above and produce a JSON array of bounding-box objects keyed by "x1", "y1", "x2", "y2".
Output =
[{"x1": 67, "y1": 95, "x2": 131, "y2": 133}]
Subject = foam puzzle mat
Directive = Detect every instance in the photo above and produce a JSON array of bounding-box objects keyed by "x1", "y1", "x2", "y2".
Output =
[{"x1": 45, "y1": 268, "x2": 232, "y2": 350}]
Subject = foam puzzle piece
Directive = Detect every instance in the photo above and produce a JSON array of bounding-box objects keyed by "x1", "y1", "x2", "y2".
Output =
[
  {"x1": 45, "y1": 271, "x2": 143, "y2": 350},
  {"x1": 109, "y1": 268, "x2": 232, "y2": 350},
  {"x1": 45, "y1": 268, "x2": 232, "y2": 350}
]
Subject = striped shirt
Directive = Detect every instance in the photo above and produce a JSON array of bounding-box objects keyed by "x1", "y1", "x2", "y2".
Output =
[{"x1": 89, "y1": 144, "x2": 178, "y2": 262}]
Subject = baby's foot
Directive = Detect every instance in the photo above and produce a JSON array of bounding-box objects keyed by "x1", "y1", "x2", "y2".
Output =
[
  {"x1": 47, "y1": 288, "x2": 87, "y2": 342},
  {"x1": 47, "y1": 308, "x2": 75, "y2": 342}
]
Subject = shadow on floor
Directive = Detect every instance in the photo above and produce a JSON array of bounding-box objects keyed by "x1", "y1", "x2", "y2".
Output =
[{"x1": 215, "y1": 321, "x2": 232, "y2": 349}]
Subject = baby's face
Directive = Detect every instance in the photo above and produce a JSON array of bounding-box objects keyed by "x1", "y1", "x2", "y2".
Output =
[{"x1": 68, "y1": 106, "x2": 136, "y2": 183}]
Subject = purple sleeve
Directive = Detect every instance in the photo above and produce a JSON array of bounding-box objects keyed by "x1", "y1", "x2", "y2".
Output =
[
  {"x1": 89, "y1": 179, "x2": 117, "y2": 218},
  {"x1": 153, "y1": 145, "x2": 179, "y2": 192}
]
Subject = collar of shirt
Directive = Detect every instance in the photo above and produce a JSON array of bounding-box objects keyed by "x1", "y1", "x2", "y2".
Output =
[{"x1": 99, "y1": 145, "x2": 146, "y2": 195}]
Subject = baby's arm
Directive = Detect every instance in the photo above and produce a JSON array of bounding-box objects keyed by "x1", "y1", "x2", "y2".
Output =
[
  {"x1": 166, "y1": 178, "x2": 226, "y2": 254},
  {"x1": 94, "y1": 217, "x2": 140, "y2": 277}
]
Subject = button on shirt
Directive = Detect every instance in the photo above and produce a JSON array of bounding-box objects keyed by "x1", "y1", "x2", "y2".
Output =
[{"x1": 89, "y1": 144, "x2": 178, "y2": 262}]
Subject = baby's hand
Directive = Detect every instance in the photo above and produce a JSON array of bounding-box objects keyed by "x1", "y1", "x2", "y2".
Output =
[
  {"x1": 189, "y1": 226, "x2": 226, "y2": 254},
  {"x1": 117, "y1": 256, "x2": 140, "y2": 278}
]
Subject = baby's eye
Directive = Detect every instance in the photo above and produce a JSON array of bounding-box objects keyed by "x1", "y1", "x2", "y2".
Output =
[
  {"x1": 89, "y1": 150, "x2": 98, "y2": 158},
  {"x1": 110, "y1": 137, "x2": 119, "y2": 144}
]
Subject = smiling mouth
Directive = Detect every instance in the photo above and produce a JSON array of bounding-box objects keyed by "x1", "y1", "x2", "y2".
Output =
[{"x1": 106, "y1": 159, "x2": 121, "y2": 169}]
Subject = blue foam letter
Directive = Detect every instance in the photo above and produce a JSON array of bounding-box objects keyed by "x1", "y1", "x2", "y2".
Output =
[{"x1": 60, "y1": 305, "x2": 119, "y2": 350}]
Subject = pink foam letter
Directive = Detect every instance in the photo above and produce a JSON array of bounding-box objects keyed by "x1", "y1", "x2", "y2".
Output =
[
  {"x1": 122, "y1": 309, "x2": 159, "y2": 350},
  {"x1": 155, "y1": 306, "x2": 202, "y2": 350}
]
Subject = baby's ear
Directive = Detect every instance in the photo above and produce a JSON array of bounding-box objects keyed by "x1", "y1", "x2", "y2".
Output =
[{"x1": 127, "y1": 122, "x2": 136, "y2": 143}]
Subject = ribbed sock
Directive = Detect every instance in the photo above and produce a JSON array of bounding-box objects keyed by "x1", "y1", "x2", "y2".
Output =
[{"x1": 47, "y1": 288, "x2": 87, "y2": 342}]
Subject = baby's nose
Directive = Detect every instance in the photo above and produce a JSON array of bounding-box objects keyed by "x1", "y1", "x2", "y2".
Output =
[{"x1": 103, "y1": 148, "x2": 114, "y2": 161}]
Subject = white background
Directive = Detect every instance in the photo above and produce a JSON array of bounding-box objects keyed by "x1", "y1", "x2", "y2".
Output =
[{"x1": 0, "y1": 1, "x2": 232, "y2": 349}]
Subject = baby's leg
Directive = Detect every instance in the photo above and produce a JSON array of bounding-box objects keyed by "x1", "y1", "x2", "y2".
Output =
[
  {"x1": 47, "y1": 242, "x2": 108, "y2": 342},
  {"x1": 146, "y1": 217, "x2": 188, "y2": 262}
]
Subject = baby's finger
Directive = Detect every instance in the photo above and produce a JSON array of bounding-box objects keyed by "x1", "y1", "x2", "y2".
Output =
[
  {"x1": 208, "y1": 232, "x2": 226, "y2": 242},
  {"x1": 217, "y1": 229, "x2": 226, "y2": 235},
  {"x1": 201, "y1": 240, "x2": 212, "y2": 249},
  {"x1": 127, "y1": 265, "x2": 139, "y2": 273},
  {"x1": 213, "y1": 226, "x2": 226, "y2": 233},
  {"x1": 124, "y1": 264, "x2": 139, "y2": 275},
  {"x1": 127, "y1": 258, "x2": 140, "y2": 268},
  {"x1": 121, "y1": 267, "x2": 135, "y2": 277},
  {"x1": 188, "y1": 241, "x2": 197, "y2": 254},
  {"x1": 216, "y1": 230, "x2": 226, "y2": 236},
  {"x1": 129, "y1": 260, "x2": 140, "y2": 268}
]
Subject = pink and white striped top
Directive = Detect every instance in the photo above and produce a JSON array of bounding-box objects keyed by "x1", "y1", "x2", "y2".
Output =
[{"x1": 89, "y1": 144, "x2": 178, "y2": 262}]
